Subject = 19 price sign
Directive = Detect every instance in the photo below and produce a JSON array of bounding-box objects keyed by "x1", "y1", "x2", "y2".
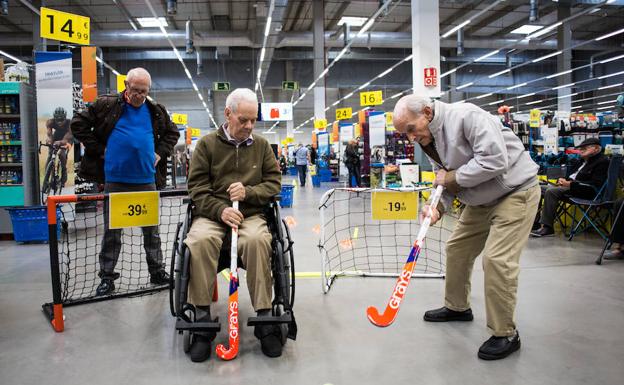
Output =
[
  {"x1": 41, "y1": 7, "x2": 90, "y2": 45},
  {"x1": 109, "y1": 191, "x2": 160, "y2": 229},
  {"x1": 371, "y1": 191, "x2": 418, "y2": 220}
]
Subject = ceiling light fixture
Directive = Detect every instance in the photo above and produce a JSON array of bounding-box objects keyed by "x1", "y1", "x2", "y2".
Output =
[
  {"x1": 442, "y1": 19, "x2": 471, "y2": 38},
  {"x1": 456, "y1": 82, "x2": 474, "y2": 90},
  {"x1": 532, "y1": 50, "x2": 562, "y2": 63},
  {"x1": 137, "y1": 17, "x2": 168, "y2": 28}
]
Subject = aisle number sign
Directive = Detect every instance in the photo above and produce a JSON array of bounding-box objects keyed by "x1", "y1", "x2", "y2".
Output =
[
  {"x1": 109, "y1": 192, "x2": 160, "y2": 229},
  {"x1": 171, "y1": 113, "x2": 188, "y2": 125},
  {"x1": 40, "y1": 7, "x2": 90, "y2": 45},
  {"x1": 189, "y1": 127, "x2": 201, "y2": 137},
  {"x1": 360, "y1": 90, "x2": 383, "y2": 106},
  {"x1": 314, "y1": 118, "x2": 328, "y2": 129},
  {"x1": 336, "y1": 108, "x2": 352, "y2": 121},
  {"x1": 529, "y1": 109, "x2": 541, "y2": 128},
  {"x1": 371, "y1": 191, "x2": 418, "y2": 220}
]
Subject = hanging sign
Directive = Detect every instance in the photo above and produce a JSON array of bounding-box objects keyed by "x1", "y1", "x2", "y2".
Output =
[
  {"x1": 314, "y1": 118, "x2": 328, "y2": 129},
  {"x1": 109, "y1": 191, "x2": 160, "y2": 229},
  {"x1": 40, "y1": 7, "x2": 90, "y2": 45},
  {"x1": 360, "y1": 90, "x2": 383, "y2": 106},
  {"x1": 529, "y1": 109, "x2": 541, "y2": 128},
  {"x1": 424, "y1": 67, "x2": 437, "y2": 87},
  {"x1": 171, "y1": 113, "x2": 188, "y2": 125},
  {"x1": 336, "y1": 107, "x2": 352, "y2": 121}
]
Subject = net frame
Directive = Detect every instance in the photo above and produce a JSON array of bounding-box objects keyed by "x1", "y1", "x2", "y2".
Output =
[
  {"x1": 42, "y1": 189, "x2": 187, "y2": 332},
  {"x1": 319, "y1": 187, "x2": 457, "y2": 294}
]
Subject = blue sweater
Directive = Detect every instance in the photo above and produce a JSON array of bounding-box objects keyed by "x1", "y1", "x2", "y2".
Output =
[{"x1": 104, "y1": 102, "x2": 155, "y2": 184}]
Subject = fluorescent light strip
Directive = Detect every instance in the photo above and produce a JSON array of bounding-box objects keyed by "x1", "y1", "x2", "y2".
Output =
[
  {"x1": 488, "y1": 69, "x2": 511, "y2": 79},
  {"x1": 552, "y1": 82, "x2": 575, "y2": 90},
  {"x1": 571, "y1": 105, "x2": 583, "y2": 110},
  {"x1": 598, "y1": 83, "x2": 623, "y2": 90},
  {"x1": 440, "y1": 68, "x2": 457, "y2": 78},
  {"x1": 378, "y1": 68, "x2": 393, "y2": 78},
  {"x1": 475, "y1": 93, "x2": 493, "y2": 99},
  {"x1": 532, "y1": 50, "x2": 561, "y2": 63},
  {"x1": 600, "y1": 54, "x2": 624, "y2": 64},
  {"x1": 507, "y1": 82, "x2": 527, "y2": 90},
  {"x1": 357, "y1": 18, "x2": 376, "y2": 37},
  {"x1": 475, "y1": 50, "x2": 500, "y2": 62},
  {"x1": 525, "y1": 100, "x2": 544, "y2": 105},
  {"x1": 595, "y1": 27, "x2": 624, "y2": 41},
  {"x1": 599, "y1": 70, "x2": 624, "y2": 79},
  {"x1": 518, "y1": 92, "x2": 536, "y2": 99},
  {"x1": 546, "y1": 69, "x2": 573, "y2": 79},
  {"x1": 597, "y1": 100, "x2": 615, "y2": 105},
  {"x1": 488, "y1": 100, "x2": 504, "y2": 105},
  {"x1": 441, "y1": 19, "x2": 471, "y2": 38},
  {"x1": 597, "y1": 105, "x2": 616, "y2": 110},
  {"x1": 526, "y1": 22, "x2": 562, "y2": 39},
  {"x1": 557, "y1": 92, "x2": 578, "y2": 99},
  {"x1": 456, "y1": 82, "x2": 473, "y2": 90},
  {"x1": 0, "y1": 50, "x2": 23, "y2": 63}
]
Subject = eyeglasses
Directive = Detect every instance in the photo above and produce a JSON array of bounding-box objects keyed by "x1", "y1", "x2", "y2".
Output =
[{"x1": 127, "y1": 86, "x2": 149, "y2": 96}]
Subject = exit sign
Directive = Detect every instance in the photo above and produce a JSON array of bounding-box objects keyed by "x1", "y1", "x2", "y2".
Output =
[
  {"x1": 282, "y1": 81, "x2": 299, "y2": 91},
  {"x1": 213, "y1": 82, "x2": 230, "y2": 91}
]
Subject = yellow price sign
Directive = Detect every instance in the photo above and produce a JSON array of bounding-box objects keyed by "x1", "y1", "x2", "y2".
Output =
[
  {"x1": 171, "y1": 113, "x2": 188, "y2": 125},
  {"x1": 109, "y1": 191, "x2": 160, "y2": 229},
  {"x1": 371, "y1": 191, "x2": 418, "y2": 221},
  {"x1": 314, "y1": 118, "x2": 328, "y2": 129},
  {"x1": 529, "y1": 109, "x2": 541, "y2": 128},
  {"x1": 116, "y1": 74, "x2": 127, "y2": 93},
  {"x1": 40, "y1": 7, "x2": 90, "y2": 45},
  {"x1": 190, "y1": 128, "x2": 201, "y2": 137},
  {"x1": 336, "y1": 108, "x2": 352, "y2": 121},
  {"x1": 386, "y1": 112, "x2": 394, "y2": 126},
  {"x1": 360, "y1": 90, "x2": 383, "y2": 106}
]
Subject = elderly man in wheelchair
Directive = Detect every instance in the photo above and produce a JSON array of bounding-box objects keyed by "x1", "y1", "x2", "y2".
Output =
[{"x1": 173, "y1": 88, "x2": 295, "y2": 362}]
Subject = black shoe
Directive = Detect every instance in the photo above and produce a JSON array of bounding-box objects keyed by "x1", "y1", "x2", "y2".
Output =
[
  {"x1": 423, "y1": 306, "x2": 474, "y2": 322},
  {"x1": 530, "y1": 226, "x2": 555, "y2": 237},
  {"x1": 478, "y1": 331, "x2": 521, "y2": 360},
  {"x1": 95, "y1": 279, "x2": 115, "y2": 296},
  {"x1": 189, "y1": 332, "x2": 216, "y2": 362},
  {"x1": 254, "y1": 324, "x2": 283, "y2": 358},
  {"x1": 531, "y1": 222, "x2": 541, "y2": 231},
  {"x1": 150, "y1": 270, "x2": 170, "y2": 285}
]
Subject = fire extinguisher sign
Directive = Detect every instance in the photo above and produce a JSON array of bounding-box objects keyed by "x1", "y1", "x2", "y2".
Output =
[{"x1": 424, "y1": 67, "x2": 437, "y2": 87}]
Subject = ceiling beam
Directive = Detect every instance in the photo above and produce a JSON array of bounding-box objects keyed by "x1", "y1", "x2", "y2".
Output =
[
  {"x1": 0, "y1": 16, "x2": 29, "y2": 33},
  {"x1": 326, "y1": 2, "x2": 350, "y2": 31},
  {"x1": 492, "y1": 3, "x2": 558, "y2": 38},
  {"x1": 464, "y1": 3, "x2": 525, "y2": 36},
  {"x1": 439, "y1": 0, "x2": 488, "y2": 28}
]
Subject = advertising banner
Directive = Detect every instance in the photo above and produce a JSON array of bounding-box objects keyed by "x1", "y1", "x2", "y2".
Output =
[
  {"x1": 35, "y1": 51, "x2": 74, "y2": 200},
  {"x1": 81, "y1": 46, "x2": 97, "y2": 103}
]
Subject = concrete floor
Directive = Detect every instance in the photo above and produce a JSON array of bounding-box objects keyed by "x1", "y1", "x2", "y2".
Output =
[{"x1": 1, "y1": 178, "x2": 624, "y2": 385}]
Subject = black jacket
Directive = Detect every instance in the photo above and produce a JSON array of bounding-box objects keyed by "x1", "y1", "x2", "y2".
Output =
[
  {"x1": 568, "y1": 153, "x2": 610, "y2": 199},
  {"x1": 70, "y1": 92, "x2": 180, "y2": 189},
  {"x1": 344, "y1": 143, "x2": 360, "y2": 166}
]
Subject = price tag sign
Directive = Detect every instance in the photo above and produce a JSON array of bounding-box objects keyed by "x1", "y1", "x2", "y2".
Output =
[
  {"x1": 529, "y1": 109, "x2": 541, "y2": 128},
  {"x1": 40, "y1": 7, "x2": 90, "y2": 45},
  {"x1": 109, "y1": 191, "x2": 160, "y2": 229},
  {"x1": 360, "y1": 90, "x2": 383, "y2": 106},
  {"x1": 371, "y1": 191, "x2": 418, "y2": 221},
  {"x1": 190, "y1": 128, "x2": 201, "y2": 137},
  {"x1": 336, "y1": 107, "x2": 352, "y2": 121},
  {"x1": 314, "y1": 118, "x2": 328, "y2": 129},
  {"x1": 171, "y1": 113, "x2": 188, "y2": 125}
]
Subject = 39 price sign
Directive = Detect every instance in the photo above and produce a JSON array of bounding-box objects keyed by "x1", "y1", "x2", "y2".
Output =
[
  {"x1": 371, "y1": 191, "x2": 418, "y2": 220},
  {"x1": 109, "y1": 191, "x2": 160, "y2": 229},
  {"x1": 360, "y1": 90, "x2": 383, "y2": 107},
  {"x1": 40, "y1": 7, "x2": 90, "y2": 45},
  {"x1": 336, "y1": 107, "x2": 352, "y2": 121}
]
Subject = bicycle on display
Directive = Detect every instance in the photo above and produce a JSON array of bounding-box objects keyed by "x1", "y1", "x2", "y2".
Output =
[{"x1": 39, "y1": 142, "x2": 66, "y2": 204}]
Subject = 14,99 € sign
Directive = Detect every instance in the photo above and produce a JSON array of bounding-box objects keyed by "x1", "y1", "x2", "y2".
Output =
[{"x1": 40, "y1": 7, "x2": 90, "y2": 45}]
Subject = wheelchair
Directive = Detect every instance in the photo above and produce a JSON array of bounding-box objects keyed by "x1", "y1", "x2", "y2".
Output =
[{"x1": 169, "y1": 196, "x2": 297, "y2": 353}]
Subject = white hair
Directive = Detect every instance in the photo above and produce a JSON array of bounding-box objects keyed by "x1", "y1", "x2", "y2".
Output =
[
  {"x1": 394, "y1": 95, "x2": 434, "y2": 118},
  {"x1": 226, "y1": 88, "x2": 258, "y2": 113},
  {"x1": 126, "y1": 67, "x2": 152, "y2": 87}
]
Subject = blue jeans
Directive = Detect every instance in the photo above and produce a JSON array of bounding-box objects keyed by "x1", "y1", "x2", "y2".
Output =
[{"x1": 297, "y1": 165, "x2": 307, "y2": 186}]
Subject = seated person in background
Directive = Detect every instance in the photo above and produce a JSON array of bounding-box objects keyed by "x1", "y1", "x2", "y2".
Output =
[
  {"x1": 604, "y1": 196, "x2": 624, "y2": 260},
  {"x1": 184, "y1": 88, "x2": 282, "y2": 362},
  {"x1": 532, "y1": 138, "x2": 609, "y2": 237}
]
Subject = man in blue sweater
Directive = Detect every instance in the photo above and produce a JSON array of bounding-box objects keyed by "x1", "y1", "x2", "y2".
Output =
[{"x1": 71, "y1": 67, "x2": 180, "y2": 296}]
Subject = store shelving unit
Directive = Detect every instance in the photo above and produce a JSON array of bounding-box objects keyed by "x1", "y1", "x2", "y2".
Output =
[{"x1": 0, "y1": 81, "x2": 38, "y2": 234}]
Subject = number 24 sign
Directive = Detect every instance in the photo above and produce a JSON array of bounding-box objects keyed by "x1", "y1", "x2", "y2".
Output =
[{"x1": 40, "y1": 7, "x2": 90, "y2": 45}]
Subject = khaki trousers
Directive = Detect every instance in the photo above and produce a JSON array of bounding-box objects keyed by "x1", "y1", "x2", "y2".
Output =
[
  {"x1": 184, "y1": 214, "x2": 273, "y2": 311},
  {"x1": 444, "y1": 184, "x2": 540, "y2": 337}
]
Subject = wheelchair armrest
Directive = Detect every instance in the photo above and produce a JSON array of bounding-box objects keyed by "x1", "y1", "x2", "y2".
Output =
[
  {"x1": 247, "y1": 312, "x2": 292, "y2": 326},
  {"x1": 175, "y1": 318, "x2": 221, "y2": 333}
]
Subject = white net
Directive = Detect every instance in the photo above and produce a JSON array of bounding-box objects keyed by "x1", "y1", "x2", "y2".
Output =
[{"x1": 319, "y1": 187, "x2": 458, "y2": 293}]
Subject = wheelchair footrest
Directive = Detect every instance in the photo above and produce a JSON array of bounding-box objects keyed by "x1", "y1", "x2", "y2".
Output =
[
  {"x1": 175, "y1": 318, "x2": 221, "y2": 333},
  {"x1": 246, "y1": 313, "x2": 292, "y2": 326}
]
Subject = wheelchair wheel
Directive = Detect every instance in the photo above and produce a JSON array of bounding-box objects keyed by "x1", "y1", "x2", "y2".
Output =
[
  {"x1": 281, "y1": 218, "x2": 296, "y2": 308},
  {"x1": 183, "y1": 330, "x2": 193, "y2": 353},
  {"x1": 169, "y1": 222, "x2": 183, "y2": 317}
]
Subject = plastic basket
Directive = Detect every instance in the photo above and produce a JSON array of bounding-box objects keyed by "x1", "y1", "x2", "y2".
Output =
[
  {"x1": 288, "y1": 166, "x2": 298, "y2": 176},
  {"x1": 280, "y1": 185, "x2": 295, "y2": 208},
  {"x1": 7, "y1": 206, "x2": 62, "y2": 243},
  {"x1": 319, "y1": 169, "x2": 332, "y2": 182},
  {"x1": 312, "y1": 175, "x2": 321, "y2": 187}
]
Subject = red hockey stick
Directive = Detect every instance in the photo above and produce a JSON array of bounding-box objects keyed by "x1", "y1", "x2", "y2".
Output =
[
  {"x1": 366, "y1": 185, "x2": 444, "y2": 327},
  {"x1": 216, "y1": 201, "x2": 240, "y2": 360}
]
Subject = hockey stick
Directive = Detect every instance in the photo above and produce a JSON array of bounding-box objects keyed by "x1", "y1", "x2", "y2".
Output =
[
  {"x1": 366, "y1": 185, "x2": 444, "y2": 327},
  {"x1": 216, "y1": 201, "x2": 240, "y2": 360}
]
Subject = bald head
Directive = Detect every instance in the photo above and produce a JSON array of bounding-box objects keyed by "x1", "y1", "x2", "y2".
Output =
[
  {"x1": 392, "y1": 95, "x2": 434, "y2": 146},
  {"x1": 124, "y1": 67, "x2": 151, "y2": 107}
]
